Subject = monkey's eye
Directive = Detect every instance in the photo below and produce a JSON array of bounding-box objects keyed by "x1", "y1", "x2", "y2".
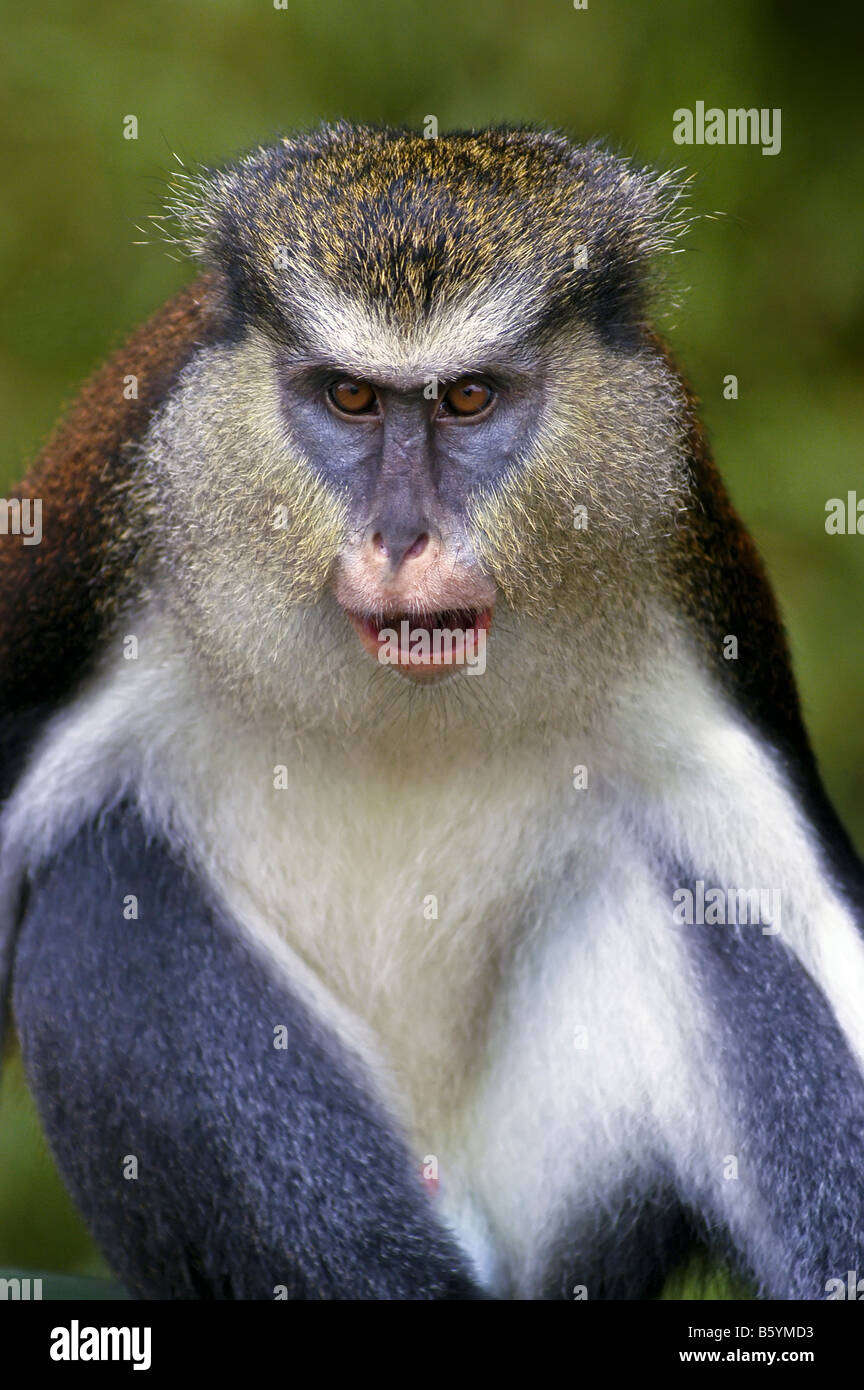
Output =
[
  {"x1": 439, "y1": 378, "x2": 495, "y2": 418},
  {"x1": 328, "y1": 379, "x2": 378, "y2": 416}
]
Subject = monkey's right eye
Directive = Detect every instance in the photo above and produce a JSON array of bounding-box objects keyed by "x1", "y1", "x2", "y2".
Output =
[{"x1": 327, "y1": 380, "x2": 378, "y2": 416}]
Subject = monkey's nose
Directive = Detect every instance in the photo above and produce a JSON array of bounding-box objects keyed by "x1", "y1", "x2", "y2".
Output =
[{"x1": 369, "y1": 526, "x2": 431, "y2": 573}]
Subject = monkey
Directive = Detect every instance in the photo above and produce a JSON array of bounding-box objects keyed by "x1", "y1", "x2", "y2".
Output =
[{"x1": 1, "y1": 121, "x2": 863, "y2": 1301}]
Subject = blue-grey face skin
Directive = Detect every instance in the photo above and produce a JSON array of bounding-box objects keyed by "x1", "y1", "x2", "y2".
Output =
[{"x1": 278, "y1": 360, "x2": 546, "y2": 558}]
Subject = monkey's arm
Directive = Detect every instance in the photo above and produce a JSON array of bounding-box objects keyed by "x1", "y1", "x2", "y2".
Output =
[{"x1": 11, "y1": 802, "x2": 484, "y2": 1299}]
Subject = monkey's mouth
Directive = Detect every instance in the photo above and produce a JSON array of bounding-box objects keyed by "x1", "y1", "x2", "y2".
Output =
[{"x1": 346, "y1": 607, "x2": 492, "y2": 681}]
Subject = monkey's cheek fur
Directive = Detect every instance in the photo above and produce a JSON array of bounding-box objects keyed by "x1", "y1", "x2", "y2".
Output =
[{"x1": 344, "y1": 606, "x2": 493, "y2": 683}]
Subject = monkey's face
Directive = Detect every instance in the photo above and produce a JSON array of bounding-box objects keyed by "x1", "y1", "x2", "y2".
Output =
[
  {"x1": 144, "y1": 126, "x2": 689, "y2": 712},
  {"x1": 277, "y1": 358, "x2": 546, "y2": 682}
]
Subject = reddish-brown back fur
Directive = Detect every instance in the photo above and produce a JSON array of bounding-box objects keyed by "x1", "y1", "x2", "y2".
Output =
[{"x1": 0, "y1": 275, "x2": 220, "y2": 715}]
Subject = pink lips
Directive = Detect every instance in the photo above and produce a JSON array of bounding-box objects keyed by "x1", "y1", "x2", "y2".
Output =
[{"x1": 346, "y1": 606, "x2": 493, "y2": 674}]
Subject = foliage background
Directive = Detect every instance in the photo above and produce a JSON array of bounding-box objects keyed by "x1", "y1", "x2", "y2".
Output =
[{"x1": 0, "y1": 0, "x2": 861, "y2": 1287}]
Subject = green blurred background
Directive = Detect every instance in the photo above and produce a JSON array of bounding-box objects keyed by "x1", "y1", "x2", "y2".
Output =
[{"x1": 0, "y1": 0, "x2": 861, "y2": 1289}]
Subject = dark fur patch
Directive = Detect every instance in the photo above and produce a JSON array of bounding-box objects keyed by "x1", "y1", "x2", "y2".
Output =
[
  {"x1": 671, "y1": 864, "x2": 864, "y2": 1299},
  {"x1": 12, "y1": 803, "x2": 485, "y2": 1299}
]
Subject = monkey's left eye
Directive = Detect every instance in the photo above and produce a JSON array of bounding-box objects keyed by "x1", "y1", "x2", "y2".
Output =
[
  {"x1": 438, "y1": 378, "x2": 495, "y2": 418},
  {"x1": 328, "y1": 379, "x2": 378, "y2": 416}
]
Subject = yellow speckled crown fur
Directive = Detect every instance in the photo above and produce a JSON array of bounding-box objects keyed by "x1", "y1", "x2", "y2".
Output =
[{"x1": 164, "y1": 122, "x2": 689, "y2": 341}]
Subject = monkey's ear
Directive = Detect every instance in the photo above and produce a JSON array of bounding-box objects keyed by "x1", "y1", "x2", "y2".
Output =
[
  {"x1": 589, "y1": 147, "x2": 691, "y2": 257},
  {"x1": 562, "y1": 142, "x2": 695, "y2": 302},
  {"x1": 157, "y1": 163, "x2": 228, "y2": 263},
  {"x1": 156, "y1": 126, "x2": 352, "y2": 265},
  {"x1": 157, "y1": 149, "x2": 297, "y2": 332},
  {"x1": 156, "y1": 138, "x2": 295, "y2": 266},
  {"x1": 535, "y1": 140, "x2": 694, "y2": 326}
]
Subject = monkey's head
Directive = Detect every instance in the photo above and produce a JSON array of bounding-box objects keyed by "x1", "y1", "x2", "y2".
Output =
[{"x1": 140, "y1": 124, "x2": 691, "y2": 721}]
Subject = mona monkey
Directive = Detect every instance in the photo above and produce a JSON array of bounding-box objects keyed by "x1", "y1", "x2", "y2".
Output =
[{"x1": 1, "y1": 123, "x2": 863, "y2": 1301}]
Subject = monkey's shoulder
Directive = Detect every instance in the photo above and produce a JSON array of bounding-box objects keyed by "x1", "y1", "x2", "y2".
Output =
[{"x1": 0, "y1": 276, "x2": 222, "y2": 797}]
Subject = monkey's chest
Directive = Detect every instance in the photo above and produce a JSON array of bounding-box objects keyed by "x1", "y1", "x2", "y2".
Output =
[
  {"x1": 203, "y1": 748, "x2": 581, "y2": 1122},
  {"x1": 175, "y1": 739, "x2": 702, "y2": 1293}
]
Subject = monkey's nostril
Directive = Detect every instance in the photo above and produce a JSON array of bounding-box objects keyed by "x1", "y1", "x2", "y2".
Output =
[
  {"x1": 370, "y1": 529, "x2": 430, "y2": 569},
  {"x1": 404, "y1": 532, "x2": 429, "y2": 561}
]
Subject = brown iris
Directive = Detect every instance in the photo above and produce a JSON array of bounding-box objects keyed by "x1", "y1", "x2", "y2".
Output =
[
  {"x1": 441, "y1": 379, "x2": 494, "y2": 417},
  {"x1": 328, "y1": 379, "x2": 377, "y2": 414}
]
